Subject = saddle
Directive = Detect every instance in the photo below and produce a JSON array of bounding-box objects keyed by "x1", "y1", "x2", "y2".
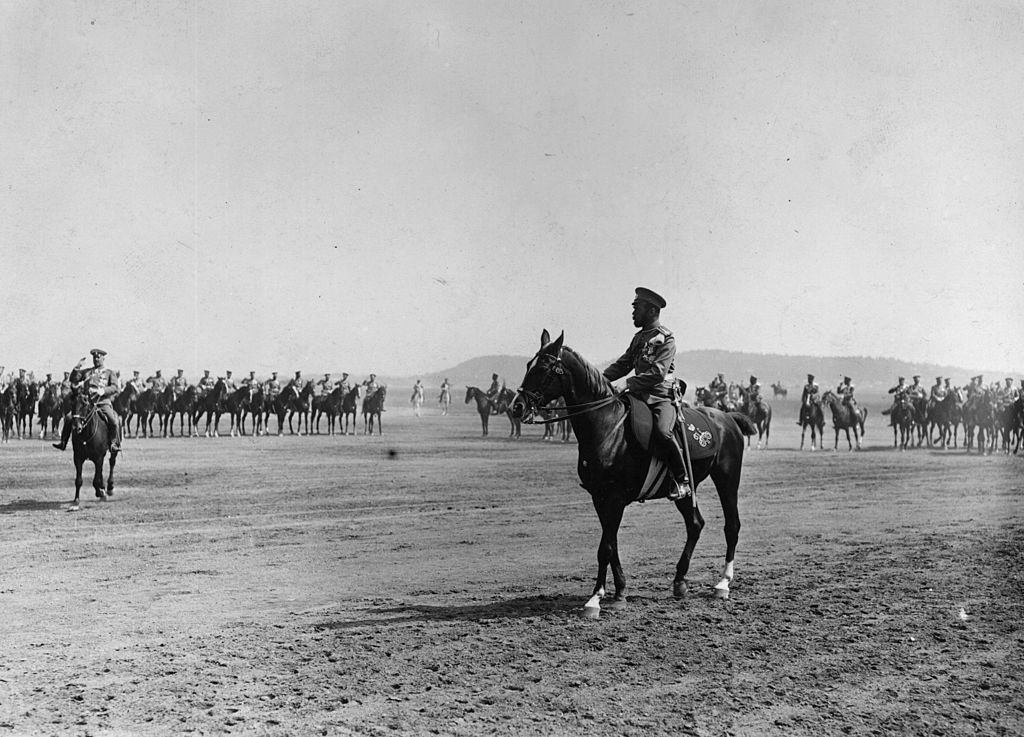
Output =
[{"x1": 623, "y1": 395, "x2": 721, "y2": 501}]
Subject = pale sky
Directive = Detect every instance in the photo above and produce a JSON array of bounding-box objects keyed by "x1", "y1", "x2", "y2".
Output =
[{"x1": 3, "y1": 1, "x2": 1022, "y2": 377}]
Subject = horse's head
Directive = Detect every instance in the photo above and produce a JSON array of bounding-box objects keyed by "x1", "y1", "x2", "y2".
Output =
[
  {"x1": 511, "y1": 329, "x2": 568, "y2": 421},
  {"x1": 464, "y1": 386, "x2": 477, "y2": 404},
  {"x1": 71, "y1": 391, "x2": 96, "y2": 434}
]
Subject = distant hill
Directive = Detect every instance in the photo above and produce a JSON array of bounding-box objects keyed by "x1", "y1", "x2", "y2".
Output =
[{"x1": 392, "y1": 350, "x2": 1019, "y2": 394}]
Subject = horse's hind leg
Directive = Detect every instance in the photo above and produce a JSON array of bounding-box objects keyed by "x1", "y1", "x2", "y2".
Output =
[
  {"x1": 72, "y1": 457, "x2": 84, "y2": 508},
  {"x1": 591, "y1": 498, "x2": 627, "y2": 605},
  {"x1": 707, "y1": 466, "x2": 742, "y2": 600},
  {"x1": 672, "y1": 496, "x2": 706, "y2": 599},
  {"x1": 106, "y1": 452, "x2": 116, "y2": 497}
]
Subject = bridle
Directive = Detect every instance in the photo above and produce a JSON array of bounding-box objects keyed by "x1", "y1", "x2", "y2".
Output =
[
  {"x1": 516, "y1": 352, "x2": 618, "y2": 425},
  {"x1": 72, "y1": 400, "x2": 99, "y2": 442}
]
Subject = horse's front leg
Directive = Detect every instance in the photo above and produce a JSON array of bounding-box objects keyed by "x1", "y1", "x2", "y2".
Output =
[
  {"x1": 93, "y1": 456, "x2": 107, "y2": 501},
  {"x1": 591, "y1": 496, "x2": 627, "y2": 607},
  {"x1": 72, "y1": 456, "x2": 84, "y2": 508}
]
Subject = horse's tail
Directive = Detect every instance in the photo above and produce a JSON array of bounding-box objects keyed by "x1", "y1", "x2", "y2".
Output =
[{"x1": 728, "y1": 411, "x2": 757, "y2": 436}]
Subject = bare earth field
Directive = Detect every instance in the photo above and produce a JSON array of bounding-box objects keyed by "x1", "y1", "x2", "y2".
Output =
[{"x1": 1, "y1": 397, "x2": 1022, "y2": 736}]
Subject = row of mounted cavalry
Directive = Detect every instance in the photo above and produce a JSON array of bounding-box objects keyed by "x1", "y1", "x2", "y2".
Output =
[{"x1": 0, "y1": 378, "x2": 389, "y2": 442}]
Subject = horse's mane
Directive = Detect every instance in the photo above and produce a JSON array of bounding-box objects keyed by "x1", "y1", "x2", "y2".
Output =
[{"x1": 559, "y1": 346, "x2": 614, "y2": 398}]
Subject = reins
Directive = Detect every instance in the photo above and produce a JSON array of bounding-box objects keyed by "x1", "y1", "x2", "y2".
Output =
[{"x1": 521, "y1": 394, "x2": 620, "y2": 425}]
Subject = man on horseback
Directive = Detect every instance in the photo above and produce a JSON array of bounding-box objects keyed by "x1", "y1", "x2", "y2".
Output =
[
  {"x1": 242, "y1": 371, "x2": 258, "y2": 389},
  {"x1": 170, "y1": 369, "x2": 188, "y2": 396},
  {"x1": 797, "y1": 373, "x2": 819, "y2": 425},
  {"x1": 52, "y1": 349, "x2": 120, "y2": 453},
  {"x1": 316, "y1": 373, "x2": 333, "y2": 395},
  {"x1": 908, "y1": 375, "x2": 927, "y2": 401},
  {"x1": 147, "y1": 370, "x2": 166, "y2": 394},
  {"x1": 486, "y1": 373, "x2": 502, "y2": 414},
  {"x1": 882, "y1": 376, "x2": 908, "y2": 424},
  {"x1": 197, "y1": 370, "x2": 215, "y2": 395},
  {"x1": 126, "y1": 370, "x2": 145, "y2": 393},
  {"x1": 603, "y1": 287, "x2": 688, "y2": 501},
  {"x1": 746, "y1": 375, "x2": 761, "y2": 405},
  {"x1": 287, "y1": 371, "x2": 303, "y2": 394},
  {"x1": 837, "y1": 376, "x2": 857, "y2": 410},
  {"x1": 223, "y1": 370, "x2": 237, "y2": 394},
  {"x1": 709, "y1": 372, "x2": 728, "y2": 409},
  {"x1": 336, "y1": 372, "x2": 351, "y2": 394},
  {"x1": 264, "y1": 371, "x2": 281, "y2": 399},
  {"x1": 930, "y1": 376, "x2": 946, "y2": 402}
]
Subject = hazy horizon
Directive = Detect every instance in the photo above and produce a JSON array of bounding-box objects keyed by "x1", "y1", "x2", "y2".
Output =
[{"x1": 4, "y1": 2, "x2": 1022, "y2": 376}]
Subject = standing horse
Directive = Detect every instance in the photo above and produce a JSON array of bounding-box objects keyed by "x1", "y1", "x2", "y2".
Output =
[
  {"x1": 0, "y1": 384, "x2": 15, "y2": 442},
  {"x1": 155, "y1": 385, "x2": 176, "y2": 437},
  {"x1": 313, "y1": 385, "x2": 345, "y2": 435},
  {"x1": 16, "y1": 381, "x2": 38, "y2": 440},
  {"x1": 888, "y1": 395, "x2": 915, "y2": 450},
  {"x1": 797, "y1": 397, "x2": 825, "y2": 451},
  {"x1": 465, "y1": 386, "x2": 493, "y2": 436},
  {"x1": 511, "y1": 330, "x2": 757, "y2": 607},
  {"x1": 67, "y1": 391, "x2": 117, "y2": 511},
  {"x1": 340, "y1": 385, "x2": 361, "y2": 435},
  {"x1": 821, "y1": 390, "x2": 867, "y2": 451},
  {"x1": 37, "y1": 384, "x2": 61, "y2": 439},
  {"x1": 738, "y1": 386, "x2": 771, "y2": 449},
  {"x1": 112, "y1": 384, "x2": 138, "y2": 439},
  {"x1": 134, "y1": 388, "x2": 157, "y2": 438},
  {"x1": 363, "y1": 385, "x2": 387, "y2": 435},
  {"x1": 225, "y1": 385, "x2": 252, "y2": 437},
  {"x1": 770, "y1": 381, "x2": 788, "y2": 399},
  {"x1": 492, "y1": 386, "x2": 521, "y2": 439},
  {"x1": 196, "y1": 379, "x2": 228, "y2": 437},
  {"x1": 170, "y1": 385, "x2": 198, "y2": 437},
  {"x1": 541, "y1": 397, "x2": 573, "y2": 442}
]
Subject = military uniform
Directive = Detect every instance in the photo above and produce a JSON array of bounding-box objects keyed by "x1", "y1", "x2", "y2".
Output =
[
  {"x1": 837, "y1": 377, "x2": 856, "y2": 408},
  {"x1": 127, "y1": 371, "x2": 146, "y2": 393},
  {"x1": 198, "y1": 371, "x2": 216, "y2": 395},
  {"x1": 363, "y1": 374, "x2": 381, "y2": 396},
  {"x1": 148, "y1": 371, "x2": 167, "y2": 393},
  {"x1": 929, "y1": 377, "x2": 946, "y2": 402},
  {"x1": 996, "y1": 379, "x2": 1015, "y2": 407},
  {"x1": 603, "y1": 287, "x2": 687, "y2": 499},
  {"x1": 908, "y1": 376, "x2": 927, "y2": 401},
  {"x1": 170, "y1": 370, "x2": 189, "y2": 395},
  {"x1": 796, "y1": 374, "x2": 819, "y2": 425},
  {"x1": 223, "y1": 372, "x2": 237, "y2": 394},
  {"x1": 54, "y1": 349, "x2": 120, "y2": 452},
  {"x1": 241, "y1": 372, "x2": 257, "y2": 388},
  {"x1": 316, "y1": 374, "x2": 333, "y2": 396},
  {"x1": 708, "y1": 373, "x2": 728, "y2": 408},
  {"x1": 265, "y1": 373, "x2": 281, "y2": 399},
  {"x1": 336, "y1": 373, "x2": 351, "y2": 395},
  {"x1": 746, "y1": 376, "x2": 761, "y2": 404}
]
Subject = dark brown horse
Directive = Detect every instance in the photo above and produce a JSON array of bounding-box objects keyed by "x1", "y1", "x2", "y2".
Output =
[
  {"x1": 37, "y1": 384, "x2": 61, "y2": 439},
  {"x1": 738, "y1": 386, "x2": 771, "y2": 449},
  {"x1": 170, "y1": 385, "x2": 198, "y2": 437},
  {"x1": 889, "y1": 395, "x2": 915, "y2": 450},
  {"x1": 821, "y1": 390, "x2": 867, "y2": 451},
  {"x1": 68, "y1": 391, "x2": 117, "y2": 511},
  {"x1": 493, "y1": 386, "x2": 521, "y2": 439},
  {"x1": 927, "y1": 390, "x2": 960, "y2": 449},
  {"x1": 511, "y1": 330, "x2": 757, "y2": 608},
  {"x1": 16, "y1": 380, "x2": 38, "y2": 440},
  {"x1": 196, "y1": 379, "x2": 228, "y2": 437},
  {"x1": 797, "y1": 396, "x2": 825, "y2": 451},
  {"x1": 225, "y1": 385, "x2": 252, "y2": 437},
  {"x1": 464, "y1": 386, "x2": 494, "y2": 437},
  {"x1": 363, "y1": 385, "x2": 387, "y2": 435},
  {"x1": 340, "y1": 385, "x2": 361, "y2": 435},
  {"x1": 0, "y1": 384, "x2": 15, "y2": 443}
]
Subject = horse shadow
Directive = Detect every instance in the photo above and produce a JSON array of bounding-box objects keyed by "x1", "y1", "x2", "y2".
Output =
[
  {"x1": 0, "y1": 498, "x2": 68, "y2": 514},
  {"x1": 315, "y1": 594, "x2": 584, "y2": 631}
]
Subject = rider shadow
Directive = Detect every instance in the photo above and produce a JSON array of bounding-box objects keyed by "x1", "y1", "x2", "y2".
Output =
[
  {"x1": 316, "y1": 594, "x2": 584, "y2": 631},
  {"x1": 0, "y1": 498, "x2": 68, "y2": 514}
]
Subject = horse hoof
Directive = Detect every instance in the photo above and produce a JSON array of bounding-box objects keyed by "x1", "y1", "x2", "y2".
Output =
[
  {"x1": 713, "y1": 583, "x2": 730, "y2": 600},
  {"x1": 672, "y1": 581, "x2": 688, "y2": 599},
  {"x1": 604, "y1": 597, "x2": 627, "y2": 612}
]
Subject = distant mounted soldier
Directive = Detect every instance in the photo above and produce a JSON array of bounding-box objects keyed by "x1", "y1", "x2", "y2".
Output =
[
  {"x1": 882, "y1": 376, "x2": 908, "y2": 424},
  {"x1": 796, "y1": 373, "x2": 819, "y2": 426},
  {"x1": 929, "y1": 376, "x2": 946, "y2": 402},
  {"x1": 170, "y1": 369, "x2": 188, "y2": 395},
  {"x1": 223, "y1": 370, "x2": 237, "y2": 393},
  {"x1": 264, "y1": 371, "x2": 281, "y2": 399},
  {"x1": 198, "y1": 370, "x2": 216, "y2": 395},
  {"x1": 836, "y1": 376, "x2": 857, "y2": 409}
]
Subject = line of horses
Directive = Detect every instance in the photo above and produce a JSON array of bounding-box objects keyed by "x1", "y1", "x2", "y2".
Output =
[
  {"x1": 883, "y1": 388, "x2": 1023, "y2": 454},
  {"x1": 0, "y1": 379, "x2": 389, "y2": 442}
]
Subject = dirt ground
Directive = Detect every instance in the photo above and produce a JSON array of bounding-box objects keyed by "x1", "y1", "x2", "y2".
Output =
[{"x1": 1, "y1": 396, "x2": 1022, "y2": 736}]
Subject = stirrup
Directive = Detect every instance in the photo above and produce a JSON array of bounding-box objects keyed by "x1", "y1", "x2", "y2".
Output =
[{"x1": 666, "y1": 479, "x2": 691, "y2": 501}]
